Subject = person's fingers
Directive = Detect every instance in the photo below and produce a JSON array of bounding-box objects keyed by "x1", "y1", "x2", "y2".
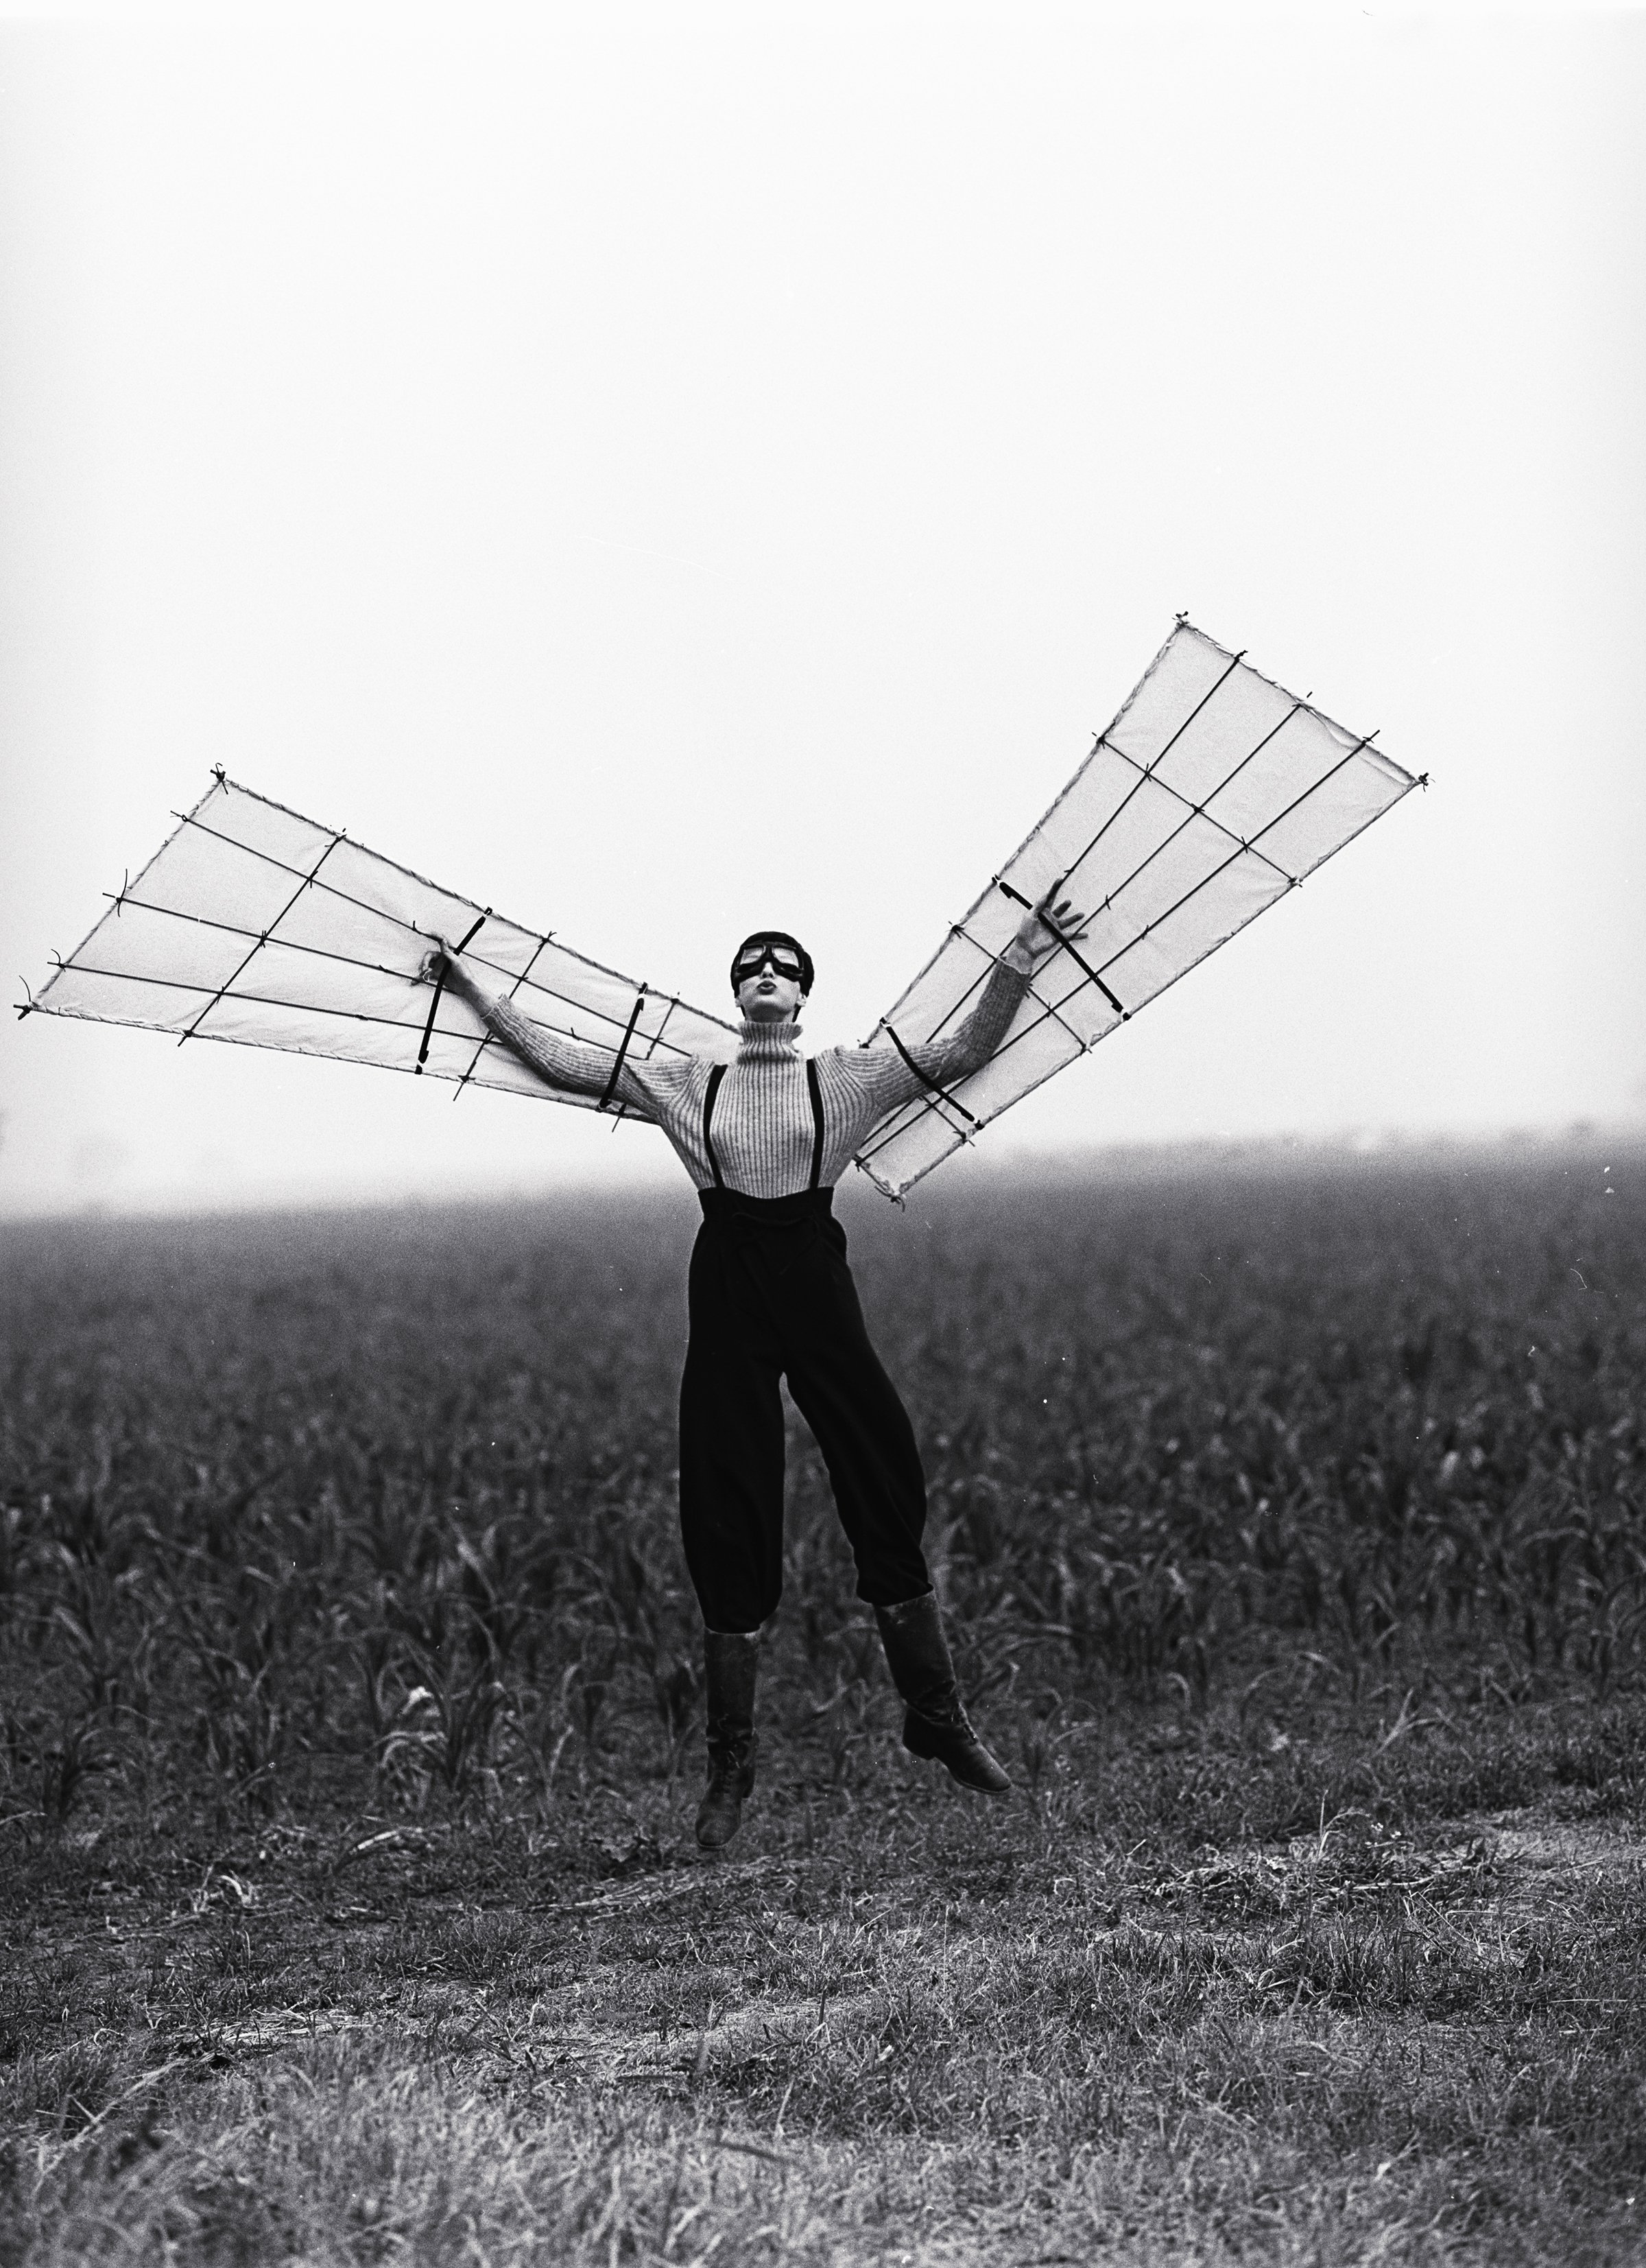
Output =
[{"x1": 1025, "y1": 898, "x2": 1094, "y2": 953}]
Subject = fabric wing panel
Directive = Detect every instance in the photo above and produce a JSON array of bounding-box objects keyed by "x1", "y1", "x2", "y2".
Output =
[
  {"x1": 30, "y1": 775, "x2": 735, "y2": 1104},
  {"x1": 857, "y1": 622, "x2": 1420, "y2": 1200}
]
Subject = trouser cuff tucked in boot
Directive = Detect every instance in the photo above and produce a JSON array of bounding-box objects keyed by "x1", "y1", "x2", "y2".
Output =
[{"x1": 873, "y1": 1591, "x2": 1012, "y2": 1795}]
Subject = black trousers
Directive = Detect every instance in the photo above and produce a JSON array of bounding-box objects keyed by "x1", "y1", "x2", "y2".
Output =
[{"x1": 678, "y1": 1186, "x2": 932, "y2": 1633}]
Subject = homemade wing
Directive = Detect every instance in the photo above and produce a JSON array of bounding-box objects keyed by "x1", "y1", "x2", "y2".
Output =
[
  {"x1": 23, "y1": 773, "x2": 736, "y2": 1109},
  {"x1": 855, "y1": 619, "x2": 1423, "y2": 1201}
]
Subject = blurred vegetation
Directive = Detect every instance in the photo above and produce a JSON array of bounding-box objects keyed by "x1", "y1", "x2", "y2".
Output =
[{"x1": 1, "y1": 1146, "x2": 1641, "y2": 1832}]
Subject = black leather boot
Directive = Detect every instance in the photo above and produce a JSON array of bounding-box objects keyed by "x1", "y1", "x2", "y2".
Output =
[
  {"x1": 874, "y1": 1592, "x2": 1012, "y2": 1794},
  {"x1": 695, "y1": 1629, "x2": 760, "y2": 1850}
]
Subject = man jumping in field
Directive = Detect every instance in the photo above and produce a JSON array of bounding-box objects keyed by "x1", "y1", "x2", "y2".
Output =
[{"x1": 422, "y1": 892, "x2": 1087, "y2": 1850}]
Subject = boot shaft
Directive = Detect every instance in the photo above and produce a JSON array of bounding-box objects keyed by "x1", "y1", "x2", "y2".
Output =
[
  {"x1": 874, "y1": 1591, "x2": 1013, "y2": 1795},
  {"x1": 703, "y1": 1627, "x2": 760, "y2": 1766},
  {"x1": 697, "y1": 1627, "x2": 760, "y2": 1850},
  {"x1": 873, "y1": 1590, "x2": 964, "y2": 1729}
]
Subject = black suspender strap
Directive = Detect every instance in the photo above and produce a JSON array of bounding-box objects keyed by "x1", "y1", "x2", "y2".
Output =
[
  {"x1": 702, "y1": 1057, "x2": 823, "y2": 1194},
  {"x1": 702, "y1": 1063, "x2": 727, "y2": 1187},
  {"x1": 884, "y1": 1024, "x2": 983, "y2": 1129},
  {"x1": 805, "y1": 1057, "x2": 825, "y2": 1190}
]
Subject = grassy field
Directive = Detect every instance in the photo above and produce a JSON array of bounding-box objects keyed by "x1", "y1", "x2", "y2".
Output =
[{"x1": 2, "y1": 1141, "x2": 1643, "y2": 2265}]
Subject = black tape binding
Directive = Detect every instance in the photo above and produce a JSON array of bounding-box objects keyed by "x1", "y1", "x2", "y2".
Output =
[
  {"x1": 416, "y1": 910, "x2": 490, "y2": 1074},
  {"x1": 884, "y1": 1026, "x2": 982, "y2": 1129},
  {"x1": 598, "y1": 989, "x2": 647, "y2": 1111},
  {"x1": 992, "y1": 880, "x2": 1128, "y2": 1019}
]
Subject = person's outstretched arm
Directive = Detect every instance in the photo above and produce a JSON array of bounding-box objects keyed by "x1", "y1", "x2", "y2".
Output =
[
  {"x1": 418, "y1": 940, "x2": 658, "y2": 1113},
  {"x1": 914, "y1": 893, "x2": 1090, "y2": 1080},
  {"x1": 854, "y1": 893, "x2": 1091, "y2": 1109}
]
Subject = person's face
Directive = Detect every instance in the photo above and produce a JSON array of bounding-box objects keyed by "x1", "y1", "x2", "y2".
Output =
[{"x1": 734, "y1": 943, "x2": 805, "y2": 1023}]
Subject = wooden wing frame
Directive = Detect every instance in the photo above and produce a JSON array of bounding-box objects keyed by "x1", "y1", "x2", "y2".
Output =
[
  {"x1": 23, "y1": 773, "x2": 737, "y2": 1111},
  {"x1": 854, "y1": 619, "x2": 1424, "y2": 1201}
]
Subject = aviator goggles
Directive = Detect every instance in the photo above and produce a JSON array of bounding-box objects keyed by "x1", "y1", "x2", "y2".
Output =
[{"x1": 733, "y1": 945, "x2": 804, "y2": 984}]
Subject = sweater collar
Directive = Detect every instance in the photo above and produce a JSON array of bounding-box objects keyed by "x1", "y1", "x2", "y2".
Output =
[{"x1": 736, "y1": 1017, "x2": 802, "y2": 1062}]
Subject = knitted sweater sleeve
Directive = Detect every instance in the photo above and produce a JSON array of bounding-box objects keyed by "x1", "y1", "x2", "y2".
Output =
[
  {"x1": 844, "y1": 956, "x2": 1032, "y2": 1120},
  {"x1": 480, "y1": 994, "x2": 663, "y2": 1122}
]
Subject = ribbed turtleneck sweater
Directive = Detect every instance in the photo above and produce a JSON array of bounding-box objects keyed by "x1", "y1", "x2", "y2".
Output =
[{"x1": 483, "y1": 960, "x2": 1031, "y2": 1198}]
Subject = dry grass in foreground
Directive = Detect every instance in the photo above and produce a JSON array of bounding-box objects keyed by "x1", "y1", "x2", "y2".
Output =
[{"x1": 5, "y1": 1684, "x2": 1645, "y2": 2263}]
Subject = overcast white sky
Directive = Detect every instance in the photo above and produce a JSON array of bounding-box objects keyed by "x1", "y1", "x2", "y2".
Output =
[{"x1": 2, "y1": 3, "x2": 1643, "y2": 1217}]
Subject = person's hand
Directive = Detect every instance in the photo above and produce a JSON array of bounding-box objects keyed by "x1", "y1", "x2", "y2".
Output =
[
  {"x1": 416, "y1": 935, "x2": 484, "y2": 1009},
  {"x1": 1012, "y1": 890, "x2": 1090, "y2": 967},
  {"x1": 415, "y1": 934, "x2": 455, "y2": 987}
]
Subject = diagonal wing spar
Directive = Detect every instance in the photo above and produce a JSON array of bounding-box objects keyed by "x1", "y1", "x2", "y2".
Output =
[{"x1": 21, "y1": 619, "x2": 1422, "y2": 1195}]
